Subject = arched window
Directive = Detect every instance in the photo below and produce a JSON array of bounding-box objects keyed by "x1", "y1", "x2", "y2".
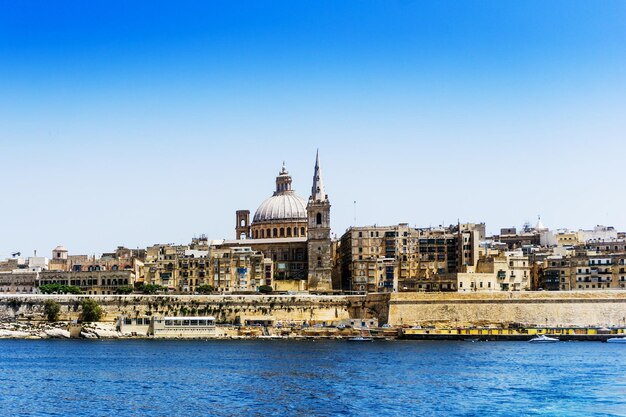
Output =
[
  {"x1": 280, "y1": 228, "x2": 285, "y2": 237},
  {"x1": 287, "y1": 228, "x2": 292, "y2": 237},
  {"x1": 261, "y1": 229, "x2": 265, "y2": 238},
  {"x1": 316, "y1": 213, "x2": 322, "y2": 225},
  {"x1": 294, "y1": 228, "x2": 299, "y2": 237},
  {"x1": 301, "y1": 227, "x2": 305, "y2": 236},
  {"x1": 273, "y1": 228, "x2": 278, "y2": 237},
  {"x1": 267, "y1": 228, "x2": 271, "y2": 237},
  {"x1": 240, "y1": 219, "x2": 246, "y2": 227}
]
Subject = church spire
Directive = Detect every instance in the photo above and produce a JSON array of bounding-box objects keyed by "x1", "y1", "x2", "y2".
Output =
[{"x1": 310, "y1": 149, "x2": 327, "y2": 202}]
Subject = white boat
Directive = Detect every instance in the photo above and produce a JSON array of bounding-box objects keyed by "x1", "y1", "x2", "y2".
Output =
[
  {"x1": 607, "y1": 337, "x2": 626, "y2": 343},
  {"x1": 529, "y1": 334, "x2": 559, "y2": 343},
  {"x1": 347, "y1": 336, "x2": 373, "y2": 342},
  {"x1": 348, "y1": 328, "x2": 373, "y2": 342}
]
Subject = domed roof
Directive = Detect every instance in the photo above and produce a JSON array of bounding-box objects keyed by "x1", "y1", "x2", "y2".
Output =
[
  {"x1": 53, "y1": 245, "x2": 68, "y2": 252},
  {"x1": 253, "y1": 193, "x2": 307, "y2": 223},
  {"x1": 535, "y1": 216, "x2": 547, "y2": 231},
  {"x1": 252, "y1": 163, "x2": 308, "y2": 224}
]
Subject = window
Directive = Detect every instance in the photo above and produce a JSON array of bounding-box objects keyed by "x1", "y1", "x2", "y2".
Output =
[{"x1": 316, "y1": 213, "x2": 322, "y2": 225}]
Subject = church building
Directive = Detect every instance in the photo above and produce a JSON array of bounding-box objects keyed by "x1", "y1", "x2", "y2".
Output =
[{"x1": 209, "y1": 152, "x2": 332, "y2": 292}]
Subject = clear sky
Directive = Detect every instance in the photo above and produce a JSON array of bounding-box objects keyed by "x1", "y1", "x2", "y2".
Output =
[{"x1": 1, "y1": 1, "x2": 625, "y2": 258}]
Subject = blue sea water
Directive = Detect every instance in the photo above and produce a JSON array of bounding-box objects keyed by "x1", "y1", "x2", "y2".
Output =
[{"x1": 1, "y1": 340, "x2": 625, "y2": 417}]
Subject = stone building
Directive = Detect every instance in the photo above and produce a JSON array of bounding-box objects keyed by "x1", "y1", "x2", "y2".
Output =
[
  {"x1": 339, "y1": 225, "x2": 399, "y2": 293},
  {"x1": 38, "y1": 270, "x2": 134, "y2": 295},
  {"x1": 209, "y1": 246, "x2": 272, "y2": 292},
  {"x1": 0, "y1": 271, "x2": 38, "y2": 293},
  {"x1": 143, "y1": 244, "x2": 208, "y2": 292},
  {"x1": 215, "y1": 152, "x2": 333, "y2": 293},
  {"x1": 456, "y1": 250, "x2": 530, "y2": 292},
  {"x1": 338, "y1": 223, "x2": 481, "y2": 293}
]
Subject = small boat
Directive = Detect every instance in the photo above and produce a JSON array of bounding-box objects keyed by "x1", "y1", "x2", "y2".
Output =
[
  {"x1": 607, "y1": 337, "x2": 626, "y2": 343},
  {"x1": 347, "y1": 336, "x2": 373, "y2": 342},
  {"x1": 529, "y1": 334, "x2": 559, "y2": 343},
  {"x1": 348, "y1": 328, "x2": 373, "y2": 342}
]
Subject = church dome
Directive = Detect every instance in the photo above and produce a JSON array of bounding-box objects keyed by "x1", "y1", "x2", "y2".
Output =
[
  {"x1": 252, "y1": 164, "x2": 308, "y2": 224},
  {"x1": 253, "y1": 193, "x2": 307, "y2": 223}
]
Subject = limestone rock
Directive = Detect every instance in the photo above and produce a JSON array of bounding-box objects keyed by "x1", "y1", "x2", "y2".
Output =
[
  {"x1": 0, "y1": 329, "x2": 31, "y2": 338},
  {"x1": 45, "y1": 328, "x2": 71, "y2": 338}
]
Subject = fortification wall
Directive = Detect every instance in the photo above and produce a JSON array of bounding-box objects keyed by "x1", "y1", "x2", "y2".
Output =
[
  {"x1": 3, "y1": 292, "x2": 626, "y2": 328},
  {"x1": 0, "y1": 294, "x2": 365, "y2": 324},
  {"x1": 386, "y1": 291, "x2": 626, "y2": 327}
]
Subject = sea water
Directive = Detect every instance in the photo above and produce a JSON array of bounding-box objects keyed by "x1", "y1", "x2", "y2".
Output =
[{"x1": 1, "y1": 339, "x2": 625, "y2": 416}]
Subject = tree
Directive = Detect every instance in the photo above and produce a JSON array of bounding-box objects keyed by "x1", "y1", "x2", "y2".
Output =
[
  {"x1": 43, "y1": 300, "x2": 61, "y2": 322},
  {"x1": 258, "y1": 285, "x2": 273, "y2": 294},
  {"x1": 39, "y1": 284, "x2": 82, "y2": 294},
  {"x1": 196, "y1": 284, "x2": 215, "y2": 294},
  {"x1": 115, "y1": 286, "x2": 133, "y2": 295},
  {"x1": 142, "y1": 284, "x2": 166, "y2": 294},
  {"x1": 79, "y1": 299, "x2": 102, "y2": 322}
]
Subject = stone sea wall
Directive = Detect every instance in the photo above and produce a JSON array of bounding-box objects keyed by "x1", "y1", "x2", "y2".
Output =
[
  {"x1": 0, "y1": 294, "x2": 365, "y2": 324},
  {"x1": 2, "y1": 292, "x2": 626, "y2": 329},
  {"x1": 386, "y1": 291, "x2": 626, "y2": 328}
]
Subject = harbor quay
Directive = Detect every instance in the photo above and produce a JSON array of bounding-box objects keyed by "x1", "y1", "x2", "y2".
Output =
[{"x1": 1, "y1": 291, "x2": 625, "y2": 341}]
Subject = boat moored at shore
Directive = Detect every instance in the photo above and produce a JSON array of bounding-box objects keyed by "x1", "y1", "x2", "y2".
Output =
[{"x1": 529, "y1": 334, "x2": 559, "y2": 343}]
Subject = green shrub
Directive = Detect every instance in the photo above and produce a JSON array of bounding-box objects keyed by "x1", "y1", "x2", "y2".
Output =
[
  {"x1": 79, "y1": 299, "x2": 102, "y2": 322},
  {"x1": 43, "y1": 300, "x2": 61, "y2": 322},
  {"x1": 196, "y1": 284, "x2": 215, "y2": 294},
  {"x1": 258, "y1": 285, "x2": 273, "y2": 294},
  {"x1": 114, "y1": 286, "x2": 133, "y2": 295},
  {"x1": 39, "y1": 284, "x2": 82, "y2": 294},
  {"x1": 142, "y1": 284, "x2": 166, "y2": 294}
]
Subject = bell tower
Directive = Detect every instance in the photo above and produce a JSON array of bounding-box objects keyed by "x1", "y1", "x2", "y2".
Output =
[
  {"x1": 236, "y1": 210, "x2": 250, "y2": 240},
  {"x1": 306, "y1": 150, "x2": 332, "y2": 291}
]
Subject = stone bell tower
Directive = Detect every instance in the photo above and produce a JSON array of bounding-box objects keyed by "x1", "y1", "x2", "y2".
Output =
[
  {"x1": 306, "y1": 150, "x2": 332, "y2": 291},
  {"x1": 236, "y1": 210, "x2": 250, "y2": 240}
]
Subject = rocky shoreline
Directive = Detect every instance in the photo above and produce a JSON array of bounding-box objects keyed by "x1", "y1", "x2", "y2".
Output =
[
  {"x1": 0, "y1": 321, "x2": 121, "y2": 339},
  {"x1": 0, "y1": 320, "x2": 400, "y2": 340}
]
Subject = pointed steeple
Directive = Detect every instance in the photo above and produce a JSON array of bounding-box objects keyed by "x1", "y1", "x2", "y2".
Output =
[{"x1": 310, "y1": 150, "x2": 327, "y2": 202}]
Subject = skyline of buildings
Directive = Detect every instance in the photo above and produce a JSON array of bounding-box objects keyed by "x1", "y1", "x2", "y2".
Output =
[{"x1": 2, "y1": 153, "x2": 626, "y2": 295}]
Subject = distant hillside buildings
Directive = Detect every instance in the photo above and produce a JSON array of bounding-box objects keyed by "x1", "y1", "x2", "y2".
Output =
[{"x1": 2, "y1": 154, "x2": 626, "y2": 295}]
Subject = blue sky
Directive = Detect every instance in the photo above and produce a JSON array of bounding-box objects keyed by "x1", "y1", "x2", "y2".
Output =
[{"x1": 1, "y1": 1, "x2": 625, "y2": 257}]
